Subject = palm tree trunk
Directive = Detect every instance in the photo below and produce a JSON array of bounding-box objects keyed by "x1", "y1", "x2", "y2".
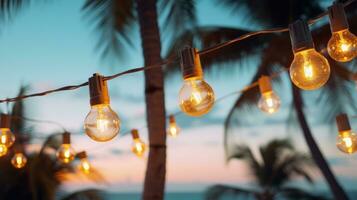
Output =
[
  {"x1": 292, "y1": 85, "x2": 349, "y2": 200},
  {"x1": 137, "y1": 0, "x2": 167, "y2": 199}
]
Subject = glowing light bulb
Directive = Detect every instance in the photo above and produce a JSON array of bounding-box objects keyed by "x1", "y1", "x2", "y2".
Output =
[
  {"x1": 327, "y1": 3, "x2": 357, "y2": 62},
  {"x1": 290, "y1": 49, "x2": 330, "y2": 90},
  {"x1": 167, "y1": 115, "x2": 180, "y2": 137},
  {"x1": 132, "y1": 138, "x2": 147, "y2": 157},
  {"x1": 84, "y1": 104, "x2": 120, "y2": 142},
  {"x1": 77, "y1": 151, "x2": 91, "y2": 174},
  {"x1": 0, "y1": 144, "x2": 7, "y2": 157},
  {"x1": 328, "y1": 29, "x2": 357, "y2": 62},
  {"x1": 130, "y1": 129, "x2": 147, "y2": 157},
  {"x1": 85, "y1": 73, "x2": 120, "y2": 142},
  {"x1": 11, "y1": 153, "x2": 27, "y2": 169},
  {"x1": 57, "y1": 144, "x2": 76, "y2": 164},
  {"x1": 0, "y1": 128, "x2": 15, "y2": 148},
  {"x1": 337, "y1": 131, "x2": 357, "y2": 154},
  {"x1": 179, "y1": 78, "x2": 215, "y2": 116},
  {"x1": 258, "y1": 92, "x2": 281, "y2": 114}
]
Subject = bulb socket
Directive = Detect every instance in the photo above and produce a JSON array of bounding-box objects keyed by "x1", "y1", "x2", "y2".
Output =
[
  {"x1": 258, "y1": 76, "x2": 273, "y2": 94},
  {"x1": 328, "y1": 3, "x2": 349, "y2": 33},
  {"x1": 77, "y1": 151, "x2": 87, "y2": 159},
  {"x1": 336, "y1": 113, "x2": 351, "y2": 132},
  {"x1": 88, "y1": 73, "x2": 110, "y2": 106},
  {"x1": 62, "y1": 132, "x2": 71, "y2": 144},
  {"x1": 289, "y1": 20, "x2": 314, "y2": 53},
  {"x1": 169, "y1": 115, "x2": 176, "y2": 123},
  {"x1": 13, "y1": 145, "x2": 22, "y2": 153},
  {"x1": 131, "y1": 129, "x2": 140, "y2": 139},
  {"x1": 180, "y1": 47, "x2": 203, "y2": 80},
  {"x1": 0, "y1": 114, "x2": 11, "y2": 129}
]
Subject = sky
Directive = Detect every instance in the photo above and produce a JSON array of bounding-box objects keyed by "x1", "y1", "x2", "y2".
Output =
[{"x1": 0, "y1": 0, "x2": 356, "y2": 196}]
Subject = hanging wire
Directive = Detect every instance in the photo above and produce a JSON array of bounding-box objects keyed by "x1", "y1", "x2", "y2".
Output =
[{"x1": 0, "y1": 0, "x2": 354, "y2": 104}]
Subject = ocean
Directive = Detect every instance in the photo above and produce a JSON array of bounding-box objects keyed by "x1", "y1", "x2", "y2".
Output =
[{"x1": 105, "y1": 191, "x2": 357, "y2": 200}]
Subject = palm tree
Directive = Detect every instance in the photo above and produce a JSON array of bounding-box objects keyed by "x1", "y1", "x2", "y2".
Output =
[
  {"x1": 206, "y1": 139, "x2": 329, "y2": 200},
  {"x1": 166, "y1": 0, "x2": 357, "y2": 199},
  {"x1": 0, "y1": 86, "x2": 105, "y2": 200},
  {"x1": 82, "y1": 1, "x2": 197, "y2": 199}
]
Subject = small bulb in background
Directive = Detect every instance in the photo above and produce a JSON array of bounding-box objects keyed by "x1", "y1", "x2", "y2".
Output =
[
  {"x1": 0, "y1": 114, "x2": 15, "y2": 148},
  {"x1": 0, "y1": 144, "x2": 8, "y2": 157},
  {"x1": 11, "y1": 152, "x2": 27, "y2": 169},
  {"x1": 327, "y1": 3, "x2": 357, "y2": 62},
  {"x1": 77, "y1": 151, "x2": 91, "y2": 174},
  {"x1": 336, "y1": 114, "x2": 357, "y2": 154},
  {"x1": 131, "y1": 129, "x2": 147, "y2": 157},
  {"x1": 178, "y1": 47, "x2": 215, "y2": 116},
  {"x1": 167, "y1": 115, "x2": 180, "y2": 137},
  {"x1": 257, "y1": 76, "x2": 281, "y2": 114},
  {"x1": 56, "y1": 132, "x2": 76, "y2": 164},
  {"x1": 84, "y1": 73, "x2": 120, "y2": 142},
  {"x1": 289, "y1": 20, "x2": 330, "y2": 90}
]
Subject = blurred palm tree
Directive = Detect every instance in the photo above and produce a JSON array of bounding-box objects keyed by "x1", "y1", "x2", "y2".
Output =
[
  {"x1": 206, "y1": 139, "x2": 329, "y2": 200},
  {"x1": 0, "y1": 86, "x2": 105, "y2": 200},
  {"x1": 166, "y1": 0, "x2": 357, "y2": 199}
]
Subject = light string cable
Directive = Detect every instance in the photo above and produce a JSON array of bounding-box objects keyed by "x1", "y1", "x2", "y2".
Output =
[{"x1": 0, "y1": 0, "x2": 355, "y2": 104}]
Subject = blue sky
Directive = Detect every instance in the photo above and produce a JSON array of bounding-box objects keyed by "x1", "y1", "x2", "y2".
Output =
[{"x1": 0, "y1": 0, "x2": 356, "y2": 195}]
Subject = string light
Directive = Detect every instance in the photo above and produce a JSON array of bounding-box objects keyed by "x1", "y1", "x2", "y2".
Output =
[
  {"x1": 11, "y1": 147, "x2": 27, "y2": 169},
  {"x1": 167, "y1": 115, "x2": 180, "y2": 137},
  {"x1": 178, "y1": 47, "x2": 215, "y2": 117},
  {"x1": 56, "y1": 132, "x2": 76, "y2": 164},
  {"x1": 327, "y1": 3, "x2": 357, "y2": 62},
  {"x1": 77, "y1": 151, "x2": 91, "y2": 174},
  {"x1": 131, "y1": 129, "x2": 147, "y2": 157},
  {"x1": 335, "y1": 113, "x2": 357, "y2": 154},
  {"x1": 257, "y1": 76, "x2": 281, "y2": 114},
  {"x1": 289, "y1": 20, "x2": 330, "y2": 90},
  {"x1": 0, "y1": 114, "x2": 15, "y2": 148},
  {"x1": 84, "y1": 73, "x2": 120, "y2": 142}
]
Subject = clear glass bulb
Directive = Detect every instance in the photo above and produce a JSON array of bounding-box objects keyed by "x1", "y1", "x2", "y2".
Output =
[
  {"x1": 11, "y1": 153, "x2": 27, "y2": 169},
  {"x1": 290, "y1": 49, "x2": 330, "y2": 90},
  {"x1": 0, "y1": 144, "x2": 7, "y2": 157},
  {"x1": 56, "y1": 144, "x2": 76, "y2": 164},
  {"x1": 0, "y1": 128, "x2": 15, "y2": 148},
  {"x1": 131, "y1": 138, "x2": 147, "y2": 157},
  {"x1": 167, "y1": 122, "x2": 180, "y2": 137},
  {"x1": 337, "y1": 131, "x2": 357, "y2": 154},
  {"x1": 78, "y1": 158, "x2": 91, "y2": 174},
  {"x1": 178, "y1": 78, "x2": 215, "y2": 117},
  {"x1": 258, "y1": 92, "x2": 281, "y2": 114},
  {"x1": 328, "y1": 29, "x2": 357, "y2": 62},
  {"x1": 84, "y1": 104, "x2": 120, "y2": 142}
]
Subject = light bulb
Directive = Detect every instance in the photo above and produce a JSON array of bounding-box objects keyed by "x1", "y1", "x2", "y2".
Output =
[
  {"x1": 328, "y1": 29, "x2": 357, "y2": 62},
  {"x1": 258, "y1": 92, "x2": 280, "y2": 114},
  {"x1": 178, "y1": 78, "x2": 215, "y2": 116},
  {"x1": 336, "y1": 131, "x2": 357, "y2": 154},
  {"x1": 132, "y1": 138, "x2": 147, "y2": 157},
  {"x1": 167, "y1": 115, "x2": 180, "y2": 137},
  {"x1": 290, "y1": 49, "x2": 330, "y2": 90},
  {"x1": 84, "y1": 104, "x2": 120, "y2": 142},
  {"x1": 56, "y1": 144, "x2": 76, "y2": 164},
  {"x1": 78, "y1": 158, "x2": 91, "y2": 174},
  {"x1": 11, "y1": 153, "x2": 27, "y2": 169},
  {"x1": 0, "y1": 144, "x2": 7, "y2": 157},
  {"x1": 0, "y1": 128, "x2": 15, "y2": 148}
]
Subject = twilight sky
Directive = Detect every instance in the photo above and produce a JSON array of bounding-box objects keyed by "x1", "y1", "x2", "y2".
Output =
[{"x1": 0, "y1": 0, "x2": 356, "y2": 195}]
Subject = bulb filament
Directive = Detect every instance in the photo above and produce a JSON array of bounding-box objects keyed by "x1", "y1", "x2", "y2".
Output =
[{"x1": 303, "y1": 64, "x2": 313, "y2": 79}]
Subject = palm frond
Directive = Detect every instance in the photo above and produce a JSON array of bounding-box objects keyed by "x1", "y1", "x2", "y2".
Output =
[
  {"x1": 82, "y1": 0, "x2": 136, "y2": 62},
  {"x1": 278, "y1": 187, "x2": 330, "y2": 200},
  {"x1": 205, "y1": 184, "x2": 256, "y2": 200},
  {"x1": 0, "y1": 0, "x2": 29, "y2": 22},
  {"x1": 216, "y1": 0, "x2": 323, "y2": 27},
  {"x1": 61, "y1": 189, "x2": 104, "y2": 200},
  {"x1": 159, "y1": 0, "x2": 197, "y2": 43}
]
